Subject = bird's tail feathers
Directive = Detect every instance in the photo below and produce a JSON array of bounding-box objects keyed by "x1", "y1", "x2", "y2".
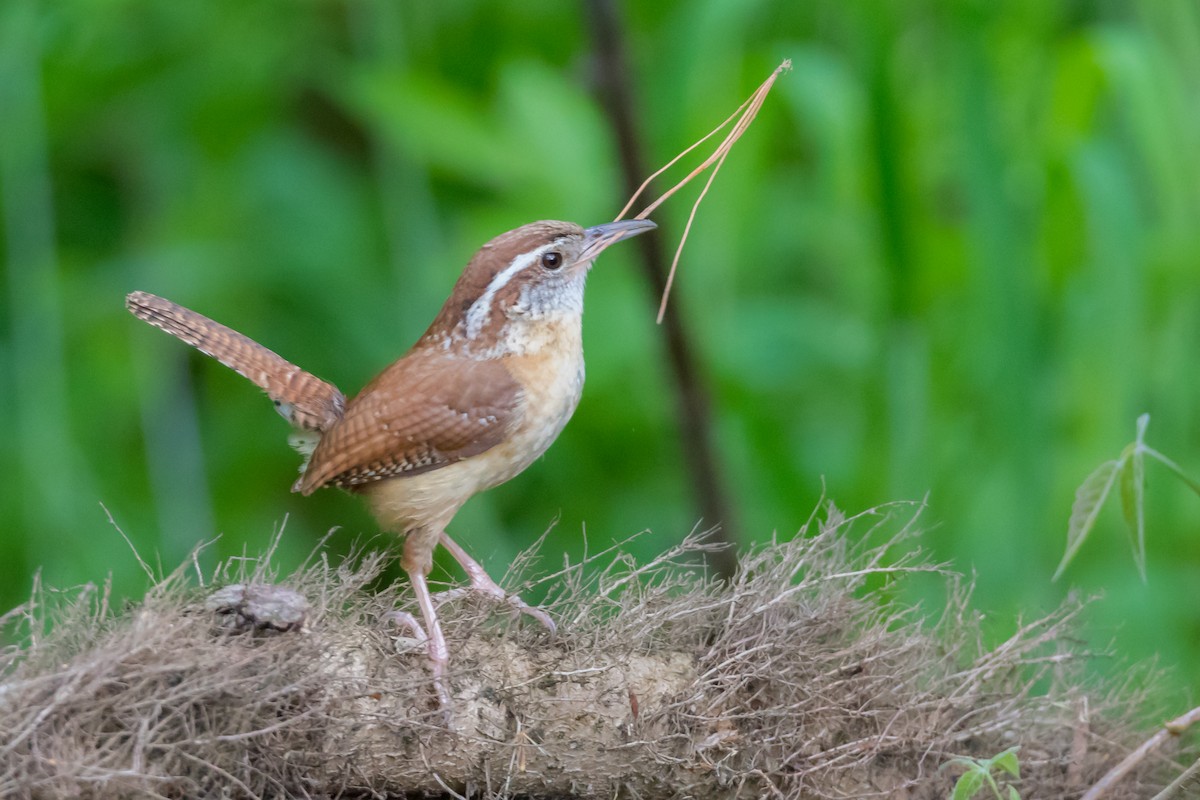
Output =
[{"x1": 126, "y1": 291, "x2": 346, "y2": 433}]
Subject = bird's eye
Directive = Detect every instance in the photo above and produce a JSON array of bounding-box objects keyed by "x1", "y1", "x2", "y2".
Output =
[{"x1": 541, "y1": 251, "x2": 563, "y2": 270}]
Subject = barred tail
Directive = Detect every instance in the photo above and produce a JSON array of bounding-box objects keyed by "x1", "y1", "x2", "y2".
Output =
[{"x1": 126, "y1": 291, "x2": 345, "y2": 432}]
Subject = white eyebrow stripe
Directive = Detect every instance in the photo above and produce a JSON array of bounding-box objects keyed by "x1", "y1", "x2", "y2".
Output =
[{"x1": 464, "y1": 244, "x2": 552, "y2": 339}]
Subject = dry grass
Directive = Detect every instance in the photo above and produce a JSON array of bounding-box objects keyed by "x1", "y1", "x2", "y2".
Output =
[{"x1": 0, "y1": 504, "x2": 1182, "y2": 798}]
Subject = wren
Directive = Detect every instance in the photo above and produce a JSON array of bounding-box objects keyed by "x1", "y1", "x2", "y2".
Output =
[{"x1": 127, "y1": 218, "x2": 656, "y2": 707}]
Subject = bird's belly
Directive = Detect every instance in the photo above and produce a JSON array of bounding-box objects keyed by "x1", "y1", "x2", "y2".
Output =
[{"x1": 363, "y1": 455, "x2": 514, "y2": 535}]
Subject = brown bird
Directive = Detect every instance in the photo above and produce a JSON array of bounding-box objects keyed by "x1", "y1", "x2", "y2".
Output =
[{"x1": 127, "y1": 218, "x2": 656, "y2": 706}]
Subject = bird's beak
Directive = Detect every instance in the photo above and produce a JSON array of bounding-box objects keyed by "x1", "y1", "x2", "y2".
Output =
[{"x1": 581, "y1": 219, "x2": 657, "y2": 260}]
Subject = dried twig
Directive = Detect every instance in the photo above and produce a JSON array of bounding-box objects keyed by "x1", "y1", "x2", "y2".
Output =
[
  {"x1": 1082, "y1": 705, "x2": 1200, "y2": 800},
  {"x1": 615, "y1": 60, "x2": 790, "y2": 323}
]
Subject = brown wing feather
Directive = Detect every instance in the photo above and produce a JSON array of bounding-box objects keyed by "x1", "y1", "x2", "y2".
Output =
[{"x1": 298, "y1": 351, "x2": 521, "y2": 494}]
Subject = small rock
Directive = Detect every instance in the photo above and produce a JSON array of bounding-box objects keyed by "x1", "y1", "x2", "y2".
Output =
[{"x1": 205, "y1": 583, "x2": 309, "y2": 633}]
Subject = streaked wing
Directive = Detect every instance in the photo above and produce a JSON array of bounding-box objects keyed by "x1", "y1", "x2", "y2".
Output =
[{"x1": 298, "y1": 352, "x2": 521, "y2": 494}]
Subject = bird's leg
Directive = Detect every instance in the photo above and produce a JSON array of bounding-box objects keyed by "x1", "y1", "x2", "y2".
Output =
[
  {"x1": 400, "y1": 536, "x2": 453, "y2": 711},
  {"x1": 405, "y1": 567, "x2": 453, "y2": 709},
  {"x1": 437, "y1": 532, "x2": 556, "y2": 634}
]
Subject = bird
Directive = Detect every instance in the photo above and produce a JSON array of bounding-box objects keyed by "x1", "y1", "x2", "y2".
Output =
[{"x1": 127, "y1": 218, "x2": 657, "y2": 706}]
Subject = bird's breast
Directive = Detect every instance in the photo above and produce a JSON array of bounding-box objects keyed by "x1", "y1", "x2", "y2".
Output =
[{"x1": 490, "y1": 327, "x2": 585, "y2": 488}]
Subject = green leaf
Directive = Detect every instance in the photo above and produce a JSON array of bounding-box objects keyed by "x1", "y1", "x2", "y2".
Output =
[
  {"x1": 991, "y1": 747, "x2": 1020, "y2": 778},
  {"x1": 952, "y1": 770, "x2": 984, "y2": 800},
  {"x1": 1007, "y1": 786, "x2": 1021, "y2": 800},
  {"x1": 1119, "y1": 436, "x2": 1147, "y2": 581},
  {"x1": 1054, "y1": 458, "x2": 1122, "y2": 581}
]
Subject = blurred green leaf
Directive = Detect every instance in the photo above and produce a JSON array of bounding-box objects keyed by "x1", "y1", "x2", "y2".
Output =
[
  {"x1": 991, "y1": 747, "x2": 1020, "y2": 778},
  {"x1": 1060, "y1": 414, "x2": 1200, "y2": 584},
  {"x1": 1119, "y1": 426, "x2": 1146, "y2": 581},
  {"x1": 1055, "y1": 459, "x2": 1121, "y2": 582},
  {"x1": 945, "y1": 747, "x2": 1021, "y2": 800},
  {"x1": 951, "y1": 770, "x2": 983, "y2": 800}
]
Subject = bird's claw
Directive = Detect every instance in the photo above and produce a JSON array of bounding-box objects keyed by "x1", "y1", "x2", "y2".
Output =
[{"x1": 383, "y1": 610, "x2": 429, "y2": 645}]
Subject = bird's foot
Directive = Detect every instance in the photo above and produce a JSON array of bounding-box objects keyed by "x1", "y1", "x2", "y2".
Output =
[
  {"x1": 436, "y1": 532, "x2": 555, "y2": 634},
  {"x1": 435, "y1": 580, "x2": 556, "y2": 634}
]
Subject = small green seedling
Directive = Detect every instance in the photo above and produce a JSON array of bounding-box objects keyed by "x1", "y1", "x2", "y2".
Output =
[
  {"x1": 1056, "y1": 414, "x2": 1200, "y2": 582},
  {"x1": 944, "y1": 746, "x2": 1021, "y2": 800}
]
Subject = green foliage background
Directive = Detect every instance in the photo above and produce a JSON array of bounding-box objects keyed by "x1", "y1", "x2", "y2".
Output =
[{"x1": 2, "y1": 1, "x2": 1198, "y2": 701}]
